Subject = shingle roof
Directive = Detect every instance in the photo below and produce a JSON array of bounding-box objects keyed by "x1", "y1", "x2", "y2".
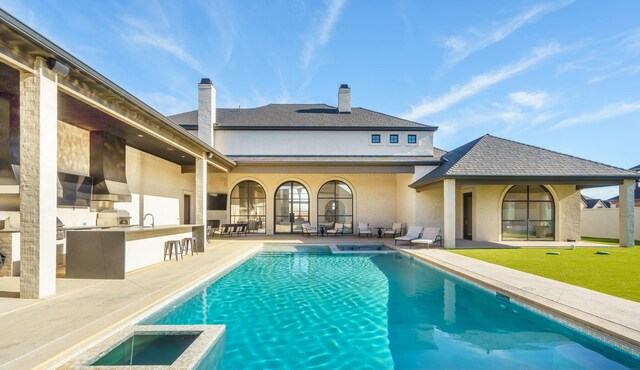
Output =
[
  {"x1": 581, "y1": 195, "x2": 611, "y2": 208},
  {"x1": 411, "y1": 135, "x2": 640, "y2": 188},
  {"x1": 630, "y1": 164, "x2": 640, "y2": 171},
  {"x1": 169, "y1": 104, "x2": 436, "y2": 130}
]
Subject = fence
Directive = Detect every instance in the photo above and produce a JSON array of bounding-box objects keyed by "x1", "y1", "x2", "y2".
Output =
[{"x1": 580, "y1": 207, "x2": 640, "y2": 240}]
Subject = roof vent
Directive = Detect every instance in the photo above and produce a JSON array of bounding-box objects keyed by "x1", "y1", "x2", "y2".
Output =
[{"x1": 338, "y1": 84, "x2": 351, "y2": 113}]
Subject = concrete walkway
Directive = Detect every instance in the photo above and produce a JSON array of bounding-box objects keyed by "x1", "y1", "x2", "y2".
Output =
[
  {"x1": 0, "y1": 240, "x2": 262, "y2": 370},
  {"x1": 392, "y1": 245, "x2": 640, "y2": 353}
]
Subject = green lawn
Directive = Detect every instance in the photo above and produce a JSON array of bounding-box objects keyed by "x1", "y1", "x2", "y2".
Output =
[{"x1": 449, "y1": 247, "x2": 640, "y2": 302}]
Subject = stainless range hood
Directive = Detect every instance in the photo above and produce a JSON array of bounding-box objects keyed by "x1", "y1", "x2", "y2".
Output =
[{"x1": 90, "y1": 131, "x2": 131, "y2": 204}]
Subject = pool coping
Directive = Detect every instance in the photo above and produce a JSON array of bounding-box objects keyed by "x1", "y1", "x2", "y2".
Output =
[
  {"x1": 389, "y1": 244, "x2": 640, "y2": 357},
  {"x1": 58, "y1": 325, "x2": 225, "y2": 369},
  {"x1": 48, "y1": 244, "x2": 262, "y2": 369}
]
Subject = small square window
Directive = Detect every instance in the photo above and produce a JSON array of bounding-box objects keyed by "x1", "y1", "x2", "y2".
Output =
[
  {"x1": 390, "y1": 134, "x2": 399, "y2": 144},
  {"x1": 371, "y1": 134, "x2": 381, "y2": 144},
  {"x1": 408, "y1": 134, "x2": 417, "y2": 144}
]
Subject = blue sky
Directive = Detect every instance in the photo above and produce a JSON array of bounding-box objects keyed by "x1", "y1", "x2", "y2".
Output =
[{"x1": 1, "y1": 0, "x2": 639, "y2": 199}]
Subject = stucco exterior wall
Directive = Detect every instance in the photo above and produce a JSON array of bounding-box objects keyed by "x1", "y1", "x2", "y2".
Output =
[
  {"x1": 215, "y1": 130, "x2": 434, "y2": 156},
  {"x1": 413, "y1": 183, "x2": 581, "y2": 242},
  {"x1": 225, "y1": 172, "x2": 399, "y2": 234},
  {"x1": 116, "y1": 147, "x2": 195, "y2": 226},
  {"x1": 581, "y1": 207, "x2": 640, "y2": 240}
]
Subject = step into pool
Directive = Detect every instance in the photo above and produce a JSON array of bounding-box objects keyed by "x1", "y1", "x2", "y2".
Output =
[{"x1": 143, "y1": 250, "x2": 640, "y2": 369}]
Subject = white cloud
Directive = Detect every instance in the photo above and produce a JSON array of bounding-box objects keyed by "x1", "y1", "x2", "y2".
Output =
[
  {"x1": 402, "y1": 43, "x2": 561, "y2": 121},
  {"x1": 120, "y1": 16, "x2": 206, "y2": 75},
  {"x1": 443, "y1": 1, "x2": 572, "y2": 64},
  {"x1": 508, "y1": 91, "x2": 549, "y2": 109},
  {"x1": 551, "y1": 101, "x2": 640, "y2": 130},
  {"x1": 301, "y1": 0, "x2": 347, "y2": 68}
]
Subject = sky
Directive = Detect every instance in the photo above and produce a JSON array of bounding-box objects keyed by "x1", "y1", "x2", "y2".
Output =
[{"x1": 1, "y1": 0, "x2": 639, "y2": 199}]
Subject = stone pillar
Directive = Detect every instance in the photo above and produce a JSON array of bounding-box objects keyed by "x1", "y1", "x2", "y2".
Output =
[
  {"x1": 443, "y1": 179, "x2": 456, "y2": 249},
  {"x1": 195, "y1": 154, "x2": 208, "y2": 252},
  {"x1": 19, "y1": 58, "x2": 58, "y2": 298},
  {"x1": 619, "y1": 179, "x2": 635, "y2": 247}
]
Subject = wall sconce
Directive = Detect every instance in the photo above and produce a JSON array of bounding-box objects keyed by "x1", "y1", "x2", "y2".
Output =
[
  {"x1": 46, "y1": 58, "x2": 70, "y2": 77},
  {"x1": 206, "y1": 152, "x2": 214, "y2": 159}
]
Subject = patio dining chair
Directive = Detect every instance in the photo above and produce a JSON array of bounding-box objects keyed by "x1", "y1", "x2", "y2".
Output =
[
  {"x1": 213, "y1": 224, "x2": 232, "y2": 238},
  {"x1": 357, "y1": 223, "x2": 372, "y2": 237},
  {"x1": 384, "y1": 223, "x2": 403, "y2": 238},
  {"x1": 302, "y1": 223, "x2": 318, "y2": 237},
  {"x1": 326, "y1": 223, "x2": 344, "y2": 236}
]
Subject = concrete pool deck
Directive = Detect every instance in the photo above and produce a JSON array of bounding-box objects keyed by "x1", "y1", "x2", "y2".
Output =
[
  {"x1": 0, "y1": 236, "x2": 638, "y2": 368},
  {"x1": 392, "y1": 244, "x2": 640, "y2": 355}
]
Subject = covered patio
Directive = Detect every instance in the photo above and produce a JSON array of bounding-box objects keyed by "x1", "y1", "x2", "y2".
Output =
[{"x1": 410, "y1": 135, "x2": 639, "y2": 248}]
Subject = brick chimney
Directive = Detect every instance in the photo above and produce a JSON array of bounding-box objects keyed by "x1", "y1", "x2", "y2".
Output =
[
  {"x1": 198, "y1": 78, "x2": 216, "y2": 147},
  {"x1": 338, "y1": 84, "x2": 351, "y2": 113}
]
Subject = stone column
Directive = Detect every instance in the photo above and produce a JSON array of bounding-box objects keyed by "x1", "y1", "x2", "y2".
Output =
[
  {"x1": 443, "y1": 179, "x2": 456, "y2": 249},
  {"x1": 619, "y1": 179, "x2": 635, "y2": 247},
  {"x1": 195, "y1": 154, "x2": 208, "y2": 252},
  {"x1": 19, "y1": 58, "x2": 58, "y2": 298}
]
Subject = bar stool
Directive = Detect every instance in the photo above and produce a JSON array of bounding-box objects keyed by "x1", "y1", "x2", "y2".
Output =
[
  {"x1": 181, "y1": 237, "x2": 198, "y2": 256},
  {"x1": 164, "y1": 240, "x2": 182, "y2": 261}
]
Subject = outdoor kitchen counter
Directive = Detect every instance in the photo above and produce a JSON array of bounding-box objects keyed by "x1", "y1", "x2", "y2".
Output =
[{"x1": 65, "y1": 224, "x2": 204, "y2": 279}]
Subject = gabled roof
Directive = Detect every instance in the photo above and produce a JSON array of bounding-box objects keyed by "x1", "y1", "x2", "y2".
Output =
[
  {"x1": 169, "y1": 104, "x2": 436, "y2": 131},
  {"x1": 630, "y1": 164, "x2": 640, "y2": 171},
  {"x1": 581, "y1": 195, "x2": 610, "y2": 208},
  {"x1": 410, "y1": 135, "x2": 640, "y2": 188}
]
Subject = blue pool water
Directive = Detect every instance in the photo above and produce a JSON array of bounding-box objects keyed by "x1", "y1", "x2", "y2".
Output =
[{"x1": 145, "y1": 252, "x2": 640, "y2": 369}]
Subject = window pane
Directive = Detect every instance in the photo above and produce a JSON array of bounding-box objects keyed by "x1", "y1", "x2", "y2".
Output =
[
  {"x1": 408, "y1": 135, "x2": 417, "y2": 144},
  {"x1": 390, "y1": 134, "x2": 399, "y2": 143},
  {"x1": 502, "y1": 202, "x2": 527, "y2": 220},
  {"x1": 502, "y1": 221, "x2": 527, "y2": 240},
  {"x1": 528, "y1": 202, "x2": 553, "y2": 220},
  {"x1": 371, "y1": 134, "x2": 380, "y2": 143},
  {"x1": 504, "y1": 185, "x2": 528, "y2": 201},
  {"x1": 318, "y1": 182, "x2": 335, "y2": 198},
  {"x1": 529, "y1": 185, "x2": 552, "y2": 201},
  {"x1": 528, "y1": 221, "x2": 554, "y2": 240},
  {"x1": 336, "y1": 182, "x2": 352, "y2": 197}
]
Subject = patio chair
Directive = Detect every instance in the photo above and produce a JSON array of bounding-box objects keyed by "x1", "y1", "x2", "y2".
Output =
[
  {"x1": 302, "y1": 223, "x2": 318, "y2": 237},
  {"x1": 326, "y1": 223, "x2": 344, "y2": 236},
  {"x1": 409, "y1": 227, "x2": 442, "y2": 249},
  {"x1": 383, "y1": 223, "x2": 403, "y2": 238},
  {"x1": 357, "y1": 223, "x2": 372, "y2": 238},
  {"x1": 395, "y1": 226, "x2": 424, "y2": 245},
  {"x1": 235, "y1": 224, "x2": 248, "y2": 237},
  {"x1": 212, "y1": 224, "x2": 232, "y2": 238}
]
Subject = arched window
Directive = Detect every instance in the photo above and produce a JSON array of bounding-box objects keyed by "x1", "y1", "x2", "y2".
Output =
[
  {"x1": 274, "y1": 181, "x2": 309, "y2": 233},
  {"x1": 502, "y1": 185, "x2": 554, "y2": 241},
  {"x1": 318, "y1": 180, "x2": 353, "y2": 234},
  {"x1": 230, "y1": 180, "x2": 266, "y2": 233}
]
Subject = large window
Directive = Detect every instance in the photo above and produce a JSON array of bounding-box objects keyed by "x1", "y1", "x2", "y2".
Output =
[
  {"x1": 502, "y1": 185, "x2": 554, "y2": 241},
  {"x1": 317, "y1": 180, "x2": 353, "y2": 234},
  {"x1": 274, "y1": 181, "x2": 309, "y2": 233},
  {"x1": 230, "y1": 181, "x2": 266, "y2": 233}
]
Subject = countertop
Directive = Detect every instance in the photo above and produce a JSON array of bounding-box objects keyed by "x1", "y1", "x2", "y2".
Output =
[{"x1": 65, "y1": 224, "x2": 203, "y2": 233}]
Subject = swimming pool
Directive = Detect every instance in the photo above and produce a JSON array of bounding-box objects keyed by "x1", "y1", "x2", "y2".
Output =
[{"x1": 143, "y1": 251, "x2": 640, "y2": 369}]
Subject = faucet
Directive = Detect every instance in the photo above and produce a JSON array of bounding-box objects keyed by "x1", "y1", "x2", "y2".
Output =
[{"x1": 143, "y1": 213, "x2": 155, "y2": 228}]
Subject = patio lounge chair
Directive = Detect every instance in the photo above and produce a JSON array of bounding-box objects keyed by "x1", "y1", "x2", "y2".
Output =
[
  {"x1": 234, "y1": 224, "x2": 248, "y2": 237},
  {"x1": 384, "y1": 223, "x2": 403, "y2": 238},
  {"x1": 302, "y1": 223, "x2": 318, "y2": 237},
  {"x1": 409, "y1": 227, "x2": 442, "y2": 249},
  {"x1": 395, "y1": 226, "x2": 424, "y2": 245},
  {"x1": 326, "y1": 223, "x2": 344, "y2": 236},
  {"x1": 357, "y1": 223, "x2": 372, "y2": 237},
  {"x1": 212, "y1": 224, "x2": 232, "y2": 238}
]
